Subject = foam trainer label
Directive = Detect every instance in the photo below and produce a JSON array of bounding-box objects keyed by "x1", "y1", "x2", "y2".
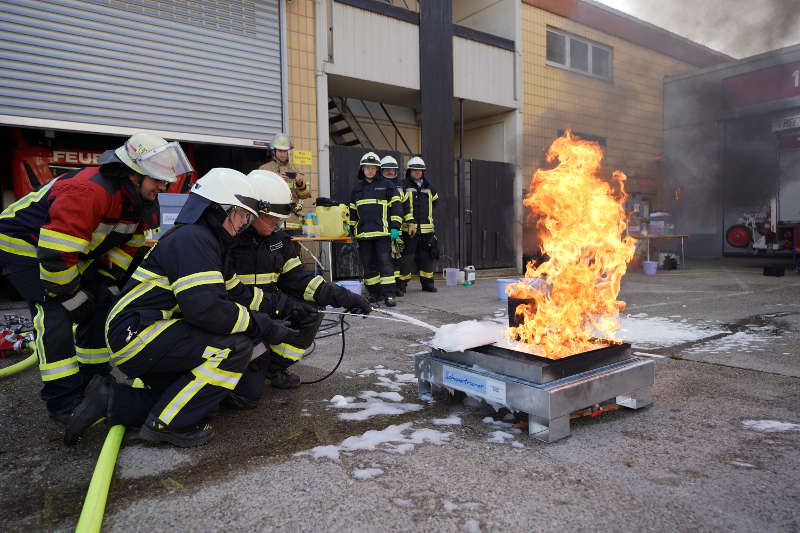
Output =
[{"x1": 442, "y1": 365, "x2": 506, "y2": 404}]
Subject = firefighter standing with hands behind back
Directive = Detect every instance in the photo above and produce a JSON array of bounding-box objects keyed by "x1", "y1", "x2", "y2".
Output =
[
  {"x1": 0, "y1": 132, "x2": 191, "y2": 424},
  {"x1": 398, "y1": 156, "x2": 439, "y2": 293},
  {"x1": 350, "y1": 152, "x2": 402, "y2": 307},
  {"x1": 379, "y1": 155, "x2": 407, "y2": 296},
  {"x1": 258, "y1": 132, "x2": 310, "y2": 233}
]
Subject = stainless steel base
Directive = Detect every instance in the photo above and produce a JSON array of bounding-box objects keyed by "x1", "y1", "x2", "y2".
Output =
[{"x1": 415, "y1": 351, "x2": 655, "y2": 443}]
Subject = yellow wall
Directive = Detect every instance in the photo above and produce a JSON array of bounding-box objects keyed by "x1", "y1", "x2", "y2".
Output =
[
  {"x1": 521, "y1": 4, "x2": 697, "y2": 201},
  {"x1": 286, "y1": 0, "x2": 318, "y2": 201}
]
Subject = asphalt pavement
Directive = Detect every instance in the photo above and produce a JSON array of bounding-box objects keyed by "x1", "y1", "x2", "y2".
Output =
[{"x1": 1, "y1": 257, "x2": 798, "y2": 532}]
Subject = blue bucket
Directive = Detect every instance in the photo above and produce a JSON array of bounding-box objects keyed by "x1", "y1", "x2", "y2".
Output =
[
  {"x1": 496, "y1": 278, "x2": 519, "y2": 301},
  {"x1": 336, "y1": 280, "x2": 363, "y2": 295},
  {"x1": 642, "y1": 261, "x2": 658, "y2": 275}
]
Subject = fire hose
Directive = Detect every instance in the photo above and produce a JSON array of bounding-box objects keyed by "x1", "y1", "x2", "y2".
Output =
[{"x1": 0, "y1": 353, "x2": 36, "y2": 378}]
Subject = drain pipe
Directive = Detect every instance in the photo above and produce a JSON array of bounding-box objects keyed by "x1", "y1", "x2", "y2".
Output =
[
  {"x1": 75, "y1": 378, "x2": 144, "y2": 533},
  {"x1": 0, "y1": 353, "x2": 36, "y2": 378}
]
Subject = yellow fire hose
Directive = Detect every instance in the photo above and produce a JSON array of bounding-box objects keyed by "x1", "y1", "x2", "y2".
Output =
[
  {"x1": 75, "y1": 378, "x2": 144, "y2": 533},
  {"x1": 0, "y1": 353, "x2": 36, "y2": 378}
]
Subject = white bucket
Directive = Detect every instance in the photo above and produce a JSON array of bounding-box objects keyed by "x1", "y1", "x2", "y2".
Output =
[
  {"x1": 642, "y1": 261, "x2": 658, "y2": 275},
  {"x1": 496, "y1": 278, "x2": 519, "y2": 301},
  {"x1": 444, "y1": 268, "x2": 459, "y2": 286},
  {"x1": 335, "y1": 280, "x2": 363, "y2": 294}
]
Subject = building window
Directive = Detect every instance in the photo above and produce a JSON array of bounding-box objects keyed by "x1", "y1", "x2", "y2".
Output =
[
  {"x1": 546, "y1": 28, "x2": 612, "y2": 81},
  {"x1": 557, "y1": 130, "x2": 607, "y2": 147}
]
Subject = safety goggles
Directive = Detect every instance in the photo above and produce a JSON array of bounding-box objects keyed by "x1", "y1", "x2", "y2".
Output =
[
  {"x1": 256, "y1": 200, "x2": 296, "y2": 217},
  {"x1": 134, "y1": 142, "x2": 193, "y2": 182}
]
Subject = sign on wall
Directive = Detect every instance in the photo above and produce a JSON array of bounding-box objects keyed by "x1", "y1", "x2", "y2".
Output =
[
  {"x1": 723, "y1": 60, "x2": 800, "y2": 109},
  {"x1": 292, "y1": 150, "x2": 313, "y2": 166}
]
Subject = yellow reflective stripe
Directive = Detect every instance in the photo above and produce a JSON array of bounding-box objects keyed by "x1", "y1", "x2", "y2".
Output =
[
  {"x1": 39, "y1": 356, "x2": 79, "y2": 381},
  {"x1": 127, "y1": 233, "x2": 146, "y2": 248},
  {"x1": 87, "y1": 223, "x2": 115, "y2": 252},
  {"x1": 432, "y1": 193, "x2": 439, "y2": 202},
  {"x1": 40, "y1": 264, "x2": 79, "y2": 285},
  {"x1": 0, "y1": 233, "x2": 37, "y2": 257},
  {"x1": 364, "y1": 275, "x2": 380, "y2": 286},
  {"x1": 171, "y1": 271, "x2": 224, "y2": 294},
  {"x1": 76, "y1": 346, "x2": 109, "y2": 364},
  {"x1": 158, "y1": 380, "x2": 206, "y2": 424},
  {"x1": 419, "y1": 270, "x2": 434, "y2": 278},
  {"x1": 303, "y1": 275, "x2": 324, "y2": 301},
  {"x1": 380, "y1": 276, "x2": 395, "y2": 285},
  {"x1": 38, "y1": 228, "x2": 89, "y2": 253},
  {"x1": 132, "y1": 267, "x2": 170, "y2": 289},
  {"x1": 390, "y1": 216, "x2": 402, "y2": 223},
  {"x1": 192, "y1": 364, "x2": 241, "y2": 389},
  {"x1": 225, "y1": 275, "x2": 241, "y2": 290},
  {"x1": 105, "y1": 280, "x2": 155, "y2": 334},
  {"x1": 110, "y1": 318, "x2": 179, "y2": 366},
  {"x1": 399, "y1": 273, "x2": 412, "y2": 281},
  {"x1": 106, "y1": 247, "x2": 133, "y2": 270},
  {"x1": 355, "y1": 198, "x2": 388, "y2": 206},
  {"x1": 393, "y1": 270, "x2": 400, "y2": 277},
  {"x1": 230, "y1": 303, "x2": 250, "y2": 333},
  {"x1": 282, "y1": 257, "x2": 301, "y2": 273},
  {"x1": 406, "y1": 188, "x2": 415, "y2": 220},
  {"x1": 249, "y1": 287, "x2": 264, "y2": 311},
  {"x1": 33, "y1": 304, "x2": 46, "y2": 365},
  {"x1": 355, "y1": 231, "x2": 389, "y2": 238},
  {"x1": 0, "y1": 179, "x2": 55, "y2": 220},
  {"x1": 420, "y1": 224, "x2": 434, "y2": 233},
  {"x1": 113, "y1": 222, "x2": 139, "y2": 233},
  {"x1": 382, "y1": 203, "x2": 388, "y2": 233},
  {"x1": 236, "y1": 272, "x2": 278, "y2": 285},
  {"x1": 270, "y1": 342, "x2": 305, "y2": 361}
]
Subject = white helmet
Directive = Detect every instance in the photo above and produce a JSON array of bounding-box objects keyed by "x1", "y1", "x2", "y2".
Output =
[
  {"x1": 246, "y1": 169, "x2": 294, "y2": 219},
  {"x1": 271, "y1": 132, "x2": 292, "y2": 151},
  {"x1": 406, "y1": 156, "x2": 426, "y2": 171},
  {"x1": 380, "y1": 155, "x2": 399, "y2": 169},
  {"x1": 360, "y1": 152, "x2": 381, "y2": 167},
  {"x1": 190, "y1": 168, "x2": 260, "y2": 217},
  {"x1": 114, "y1": 132, "x2": 192, "y2": 183}
]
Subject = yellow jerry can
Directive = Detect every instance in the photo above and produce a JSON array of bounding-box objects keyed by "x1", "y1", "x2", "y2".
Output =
[{"x1": 315, "y1": 203, "x2": 350, "y2": 237}]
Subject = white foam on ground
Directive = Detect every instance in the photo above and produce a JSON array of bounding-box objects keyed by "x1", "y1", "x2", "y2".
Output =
[
  {"x1": 352, "y1": 467, "x2": 384, "y2": 480},
  {"x1": 730, "y1": 461, "x2": 756, "y2": 468},
  {"x1": 295, "y1": 422, "x2": 453, "y2": 462},
  {"x1": 487, "y1": 430, "x2": 516, "y2": 444},
  {"x1": 117, "y1": 446, "x2": 195, "y2": 479},
  {"x1": 432, "y1": 415, "x2": 462, "y2": 425},
  {"x1": 617, "y1": 315, "x2": 727, "y2": 348},
  {"x1": 429, "y1": 320, "x2": 505, "y2": 352},
  {"x1": 742, "y1": 419, "x2": 800, "y2": 432},
  {"x1": 328, "y1": 393, "x2": 423, "y2": 421},
  {"x1": 684, "y1": 331, "x2": 771, "y2": 355},
  {"x1": 482, "y1": 416, "x2": 517, "y2": 430}
]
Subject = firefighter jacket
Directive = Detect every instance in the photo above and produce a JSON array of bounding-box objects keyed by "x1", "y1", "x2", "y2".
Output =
[
  {"x1": 349, "y1": 176, "x2": 402, "y2": 239},
  {"x1": 259, "y1": 159, "x2": 310, "y2": 230},
  {"x1": 229, "y1": 228, "x2": 342, "y2": 308},
  {"x1": 403, "y1": 174, "x2": 438, "y2": 234},
  {"x1": 0, "y1": 165, "x2": 149, "y2": 299},
  {"x1": 105, "y1": 209, "x2": 262, "y2": 370},
  {"x1": 387, "y1": 177, "x2": 408, "y2": 222}
]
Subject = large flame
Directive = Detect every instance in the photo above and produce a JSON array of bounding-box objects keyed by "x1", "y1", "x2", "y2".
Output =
[{"x1": 508, "y1": 131, "x2": 635, "y2": 358}]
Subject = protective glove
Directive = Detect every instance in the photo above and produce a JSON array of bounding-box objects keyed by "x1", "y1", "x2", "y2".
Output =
[
  {"x1": 390, "y1": 238, "x2": 402, "y2": 260},
  {"x1": 59, "y1": 290, "x2": 95, "y2": 324},
  {"x1": 390, "y1": 228, "x2": 400, "y2": 241},
  {"x1": 265, "y1": 292, "x2": 319, "y2": 326},
  {"x1": 330, "y1": 284, "x2": 371, "y2": 314},
  {"x1": 407, "y1": 223, "x2": 417, "y2": 237},
  {"x1": 251, "y1": 312, "x2": 299, "y2": 346},
  {"x1": 428, "y1": 234, "x2": 441, "y2": 260}
]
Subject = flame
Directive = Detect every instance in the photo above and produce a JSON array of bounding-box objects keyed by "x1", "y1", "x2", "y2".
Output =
[{"x1": 508, "y1": 131, "x2": 635, "y2": 358}]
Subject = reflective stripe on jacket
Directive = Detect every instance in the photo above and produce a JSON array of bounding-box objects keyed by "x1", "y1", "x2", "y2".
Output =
[
  {"x1": 349, "y1": 176, "x2": 402, "y2": 239},
  {"x1": 403, "y1": 175, "x2": 438, "y2": 234}
]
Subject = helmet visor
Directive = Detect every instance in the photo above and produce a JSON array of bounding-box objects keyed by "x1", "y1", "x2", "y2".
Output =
[
  {"x1": 257, "y1": 201, "x2": 295, "y2": 218},
  {"x1": 136, "y1": 142, "x2": 193, "y2": 183},
  {"x1": 234, "y1": 194, "x2": 261, "y2": 216}
]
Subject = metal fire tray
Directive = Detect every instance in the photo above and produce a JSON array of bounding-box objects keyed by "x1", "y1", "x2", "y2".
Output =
[{"x1": 416, "y1": 342, "x2": 654, "y2": 443}]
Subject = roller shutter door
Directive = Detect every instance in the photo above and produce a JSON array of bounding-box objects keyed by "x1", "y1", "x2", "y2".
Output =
[{"x1": 0, "y1": 0, "x2": 283, "y2": 145}]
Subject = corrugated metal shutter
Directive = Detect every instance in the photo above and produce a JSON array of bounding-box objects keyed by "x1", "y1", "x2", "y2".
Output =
[{"x1": 0, "y1": 0, "x2": 283, "y2": 145}]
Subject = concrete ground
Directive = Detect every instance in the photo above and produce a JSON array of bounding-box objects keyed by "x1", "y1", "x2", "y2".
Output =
[{"x1": 1, "y1": 258, "x2": 799, "y2": 532}]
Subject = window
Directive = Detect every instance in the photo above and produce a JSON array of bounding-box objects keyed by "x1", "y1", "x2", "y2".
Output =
[
  {"x1": 557, "y1": 130, "x2": 607, "y2": 147},
  {"x1": 546, "y1": 28, "x2": 612, "y2": 81}
]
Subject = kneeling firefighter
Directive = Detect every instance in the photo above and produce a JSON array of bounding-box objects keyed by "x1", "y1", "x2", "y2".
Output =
[
  {"x1": 65, "y1": 169, "x2": 297, "y2": 447},
  {"x1": 226, "y1": 170, "x2": 372, "y2": 399},
  {"x1": 350, "y1": 152, "x2": 403, "y2": 307},
  {"x1": 398, "y1": 156, "x2": 439, "y2": 293},
  {"x1": 0, "y1": 132, "x2": 190, "y2": 424}
]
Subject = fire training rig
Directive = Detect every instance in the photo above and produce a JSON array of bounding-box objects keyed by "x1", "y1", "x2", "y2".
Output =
[{"x1": 415, "y1": 336, "x2": 654, "y2": 443}]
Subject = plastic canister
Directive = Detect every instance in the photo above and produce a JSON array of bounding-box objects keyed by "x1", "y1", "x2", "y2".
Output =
[
  {"x1": 642, "y1": 261, "x2": 658, "y2": 275},
  {"x1": 444, "y1": 268, "x2": 459, "y2": 286},
  {"x1": 463, "y1": 265, "x2": 476, "y2": 284},
  {"x1": 316, "y1": 204, "x2": 349, "y2": 238},
  {"x1": 456, "y1": 270, "x2": 465, "y2": 284},
  {"x1": 335, "y1": 280, "x2": 363, "y2": 295}
]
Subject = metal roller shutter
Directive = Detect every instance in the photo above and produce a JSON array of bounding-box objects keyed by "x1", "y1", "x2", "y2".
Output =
[{"x1": 0, "y1": 0, "x2": 283, "y2": 145}]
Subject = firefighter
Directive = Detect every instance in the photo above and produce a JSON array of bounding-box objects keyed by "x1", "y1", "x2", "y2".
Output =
[
  {"x1": 399, "y1": 156, "x2": 439, "y2": 293},
  {"x1": 258, "y1": 132, "x2": 310, "y2": 234},
  {"x1": 0, "y1": 132, "x2": 191, "y2": 424},
  {"x1": 64, "y1": 168, "x2": 297, "y2": 447},
  {"x1": 350, "y1": 152, "x2": 402, "y2": 307},
  {"x1": 224, "y1": 170, "x2": 372, "y2": 402},
  {"x1": 379, "y1": 155, "x2": 407, "y2": 296}
]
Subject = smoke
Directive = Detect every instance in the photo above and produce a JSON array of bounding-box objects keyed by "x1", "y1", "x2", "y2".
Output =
[{"x1": 595, "y1": 0, "x2": 800, "y2": 58}]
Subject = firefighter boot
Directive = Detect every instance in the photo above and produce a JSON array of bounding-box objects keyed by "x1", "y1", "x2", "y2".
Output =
[
  {"x1": 64, "y1": 374, "x2": 114, "y2": 445},
  {"x1": 384, "y1": 296, "x2": 397, "y2": 307},
  {"x1": 139, "y1": 416, "x2": 215, "y2": 448},
  {"x1": 396, "y1": 280, "x2": 406, "y2": 297},
  {"x1": 265, "y1": 368, "x2": 301, "y2": 389}
]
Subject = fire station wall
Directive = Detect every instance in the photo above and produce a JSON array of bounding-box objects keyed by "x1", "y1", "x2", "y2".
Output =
[
  {"x1": 285, "y1": 0, "x2": 320, "y2": 202},
  {"x1": 453, "y1": 0, "x2": 516, "y2": 42},
  {"x1": 520, "y1": 4, "x2": 697, "y2": 201}
]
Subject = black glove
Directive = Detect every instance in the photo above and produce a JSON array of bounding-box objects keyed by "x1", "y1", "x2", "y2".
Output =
[
  {"x1": 251, "y1": 312, "x2": 299, "y2": 346},
  {"x1": 331, "y1": 285, "x2": 372, "y2": 315},
  {"x1": 59, "y1": 290, "x2": 95, "y2": 324},
  {"x1": 265, "y1": 292, "x2": 319, "y2": 325},
  {"x1": 428, "y1": 235, "x2": 440, "y2": 260}
]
